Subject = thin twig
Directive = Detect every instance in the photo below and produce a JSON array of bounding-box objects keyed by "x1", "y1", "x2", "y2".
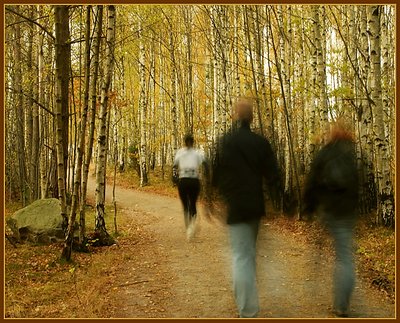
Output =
[{"x1": 117, "y1": 280, "x2": 149, "y2": 287}]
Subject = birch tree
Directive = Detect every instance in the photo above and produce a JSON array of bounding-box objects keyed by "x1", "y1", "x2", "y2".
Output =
[
  {"x1": 138, "y1": 17, "x2": 148, "y2": 186},
  {"x1": 54, "y1": 5, "x2": 70, "y2": 231},
  {"x1": 368, "y1": 5, "x2": 394, "y2": 226},
  {"x1": 94, "y1": 5, "x2": 116, "y2": 245},
  {"x1": 61, "y1": 6, "x2": 92, "y2": 260},
  {"x1": 79, "y1": 5, "x2": 103, "y2": 244}
]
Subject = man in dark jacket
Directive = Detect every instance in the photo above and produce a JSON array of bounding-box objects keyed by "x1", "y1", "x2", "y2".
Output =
[
  {"x1": 210, "y1": 98, "x2": 281, "y2": 318},
  {"x1": 303, "y1": 121, "x2": 359, "y2": 317}
]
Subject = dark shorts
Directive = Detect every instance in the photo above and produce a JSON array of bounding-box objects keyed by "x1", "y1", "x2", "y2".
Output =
[{"x1": 177, "y1": 178, "x2": 200, "y2": 217}]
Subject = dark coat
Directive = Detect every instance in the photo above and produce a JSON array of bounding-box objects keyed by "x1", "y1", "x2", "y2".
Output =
[
  {"x1": 212, "y1": 122, "x2": 281, "y2": 224},
  {"x1": 303, "y1": 139, "x2": 359, "y2": 218}
]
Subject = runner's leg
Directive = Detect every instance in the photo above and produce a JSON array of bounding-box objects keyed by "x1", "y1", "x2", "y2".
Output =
[{"x1": 178, "y1": 179, "x2": 190, "y2": 228}]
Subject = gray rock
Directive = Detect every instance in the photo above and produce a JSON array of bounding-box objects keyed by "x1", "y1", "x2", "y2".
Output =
[{"x1": 7, "y1": 198, "x2": 66, "y2": 244}]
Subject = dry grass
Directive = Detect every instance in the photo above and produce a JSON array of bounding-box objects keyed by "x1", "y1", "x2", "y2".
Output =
[
  {"x1": 4, "y1": 203, "x2": 147, "y2": 318},
  {"x1": 354, "y1": 218, "x2": 395, "y2": 301}
]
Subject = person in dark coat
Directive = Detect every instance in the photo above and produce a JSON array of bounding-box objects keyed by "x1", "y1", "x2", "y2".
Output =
[
  {"x1": 303, "y1": 120, "x2": 359, "y2": 317},
  {"x1": 209, "y1": 98, "x2": 281, "y2": 318}
]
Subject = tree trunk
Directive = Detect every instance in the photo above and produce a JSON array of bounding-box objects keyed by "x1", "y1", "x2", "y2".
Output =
[
  {"x1": 12, "y1": 7, "x2": 27, "y2": 206},
  {"x1": 159, "y1": 35, "x2": 166, "y2": 180},
  {"x1": 31, "y1": 12, "x2": 40, "y2": 201},
  {"x1": 25, "y1": 7, "x2": 35, "y2": 202},
  {"x1": 168, "y1": 22, "x2": 178, "y2": 158},
  {"x1": 316, "y1": 6, "x2": 328, "y2": 124},
  {"x1": 210, "y1": 7, "x2": 220, "y2": 144},
  {"x1": 38, "y1": 16, "x2": 48, "y2": 199},
  {"x1": 368, "y1": 5, "x2": 394, "y2": 226},
  {"x1": 61, "y1": 6, "x2": 92, "y2": 260},
  {"x1": 233, "y1": 6, "x2": 241, "y2": 100},
  {"x1": 243, "y1": 6, "x2": 263, "y2": 134},
  {"x1": 138, "y1": 19, "x2": 148, "y2": 186},
  {"x1": 94, "y1": 5, "x2": 116, "y2": 245},
  {"x1": 79, "y1": 5, "x2": 104, "y2": 244},
  {"x1": 54, "y1": 5, "x2": 70, "y2": 231}
]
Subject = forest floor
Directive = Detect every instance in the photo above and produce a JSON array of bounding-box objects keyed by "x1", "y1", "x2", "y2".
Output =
[{"x1": 4, "y1": 170, "x2": 395, "y2": 318}]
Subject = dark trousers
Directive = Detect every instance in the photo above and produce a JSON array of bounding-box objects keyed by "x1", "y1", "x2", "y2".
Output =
[{"x1": 178, "y1": 178, "x2": 200, "y2": 227}]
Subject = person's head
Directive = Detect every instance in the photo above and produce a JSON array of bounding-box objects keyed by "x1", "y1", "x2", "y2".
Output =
[
  {"x1": 326, "y1": 118, "x2": 354, "y2": 144},
  {"x1": 184, "y1": 133, "x2": 194, "y2": 148},
  {"x1": 233, "y1": 98, "x2": 254, "y2": 124}
]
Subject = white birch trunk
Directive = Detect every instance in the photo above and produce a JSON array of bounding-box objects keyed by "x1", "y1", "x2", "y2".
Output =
[
  {"x1": 368, "y1": 5, "x2": 394, "y2": 226},
  {"x1": 138, "y1": 19, "x2": 148, "y2": 186},
  {"x1": 94, "y1": 5, "x2": 116, "y2": 239}
]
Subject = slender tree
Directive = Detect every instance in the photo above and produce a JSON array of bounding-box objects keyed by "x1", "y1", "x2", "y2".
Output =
[
  {"x1": 138, "y1": 17, "x2": 148, "y2": 186},
  {"x1": 94, "y1": 5, "x2": 116, "y2": 245},
  {"x1": 61, "y1": 6, "x2": 92, "y2": 260},
  {"x1": 54, "y1": 5, "x2": 70, "y2": 231},
  {"x1": 79, "y1": 5, "x2": 104, "y2": 244}
]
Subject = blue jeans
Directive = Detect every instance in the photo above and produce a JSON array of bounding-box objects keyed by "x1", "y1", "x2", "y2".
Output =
[
  {"x1": 324, "y1": 214, "x2": 356, "y2": 314},
  {"x1": 229, "y1": 219, "x2": 260, "y2": 318}
]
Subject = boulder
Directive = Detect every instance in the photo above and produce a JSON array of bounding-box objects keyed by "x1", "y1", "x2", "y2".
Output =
[{"x1": 7, "y1": 198, "x2": 65, "y2": 244}]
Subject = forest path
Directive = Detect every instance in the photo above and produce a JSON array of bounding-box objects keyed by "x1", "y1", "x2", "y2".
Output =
[{"x1": 87, "y1": 176, "x2": 394, "y2": 318}]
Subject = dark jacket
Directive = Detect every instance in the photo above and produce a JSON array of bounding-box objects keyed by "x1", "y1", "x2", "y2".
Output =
[
  {"x1": 303, "y1": 139, "x2": 359, "y2": 218},
  {"x1": 212, "y1": 122, "x2": 281, "y2": 224}
]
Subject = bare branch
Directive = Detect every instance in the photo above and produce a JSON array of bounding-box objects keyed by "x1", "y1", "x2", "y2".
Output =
[{"x1": 6, "y1": 6, "x2": 55, "y2": 40}]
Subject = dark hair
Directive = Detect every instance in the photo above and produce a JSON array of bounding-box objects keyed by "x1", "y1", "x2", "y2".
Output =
[{"x1": 184, "y1": 134, "x2": 194, "y2": 147}]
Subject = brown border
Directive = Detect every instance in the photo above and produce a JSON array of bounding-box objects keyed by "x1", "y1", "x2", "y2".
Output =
[
  {"x1": 1, "y1": 2, "x2": 398, "y2": 322},
  {"x1": 395, "y1": 2, "x2": 398, "y2": 322},
  {"x1": 1, "y1": 2, "x2": 4, "y2": 322}
]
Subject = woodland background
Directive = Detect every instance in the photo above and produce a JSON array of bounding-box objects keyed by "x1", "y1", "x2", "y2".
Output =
[{"x1": 4, "y1": 5, "x2": 395, "y2": 257}]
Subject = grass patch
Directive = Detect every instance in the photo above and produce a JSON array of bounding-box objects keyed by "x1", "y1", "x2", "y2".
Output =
[
  {"x1": 354, "y1": 218, "x2": 395, "y2": 301},
  {"x1": 4, "y1": 201, "x2": 141, "y2": 318}
]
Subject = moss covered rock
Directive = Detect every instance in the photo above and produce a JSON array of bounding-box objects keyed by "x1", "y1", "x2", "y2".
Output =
[{"x1": 7, "y1": 198, "x2": 65, "y2": 244}]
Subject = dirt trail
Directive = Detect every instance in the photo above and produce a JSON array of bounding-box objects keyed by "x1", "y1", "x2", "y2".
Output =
[{"x1": 87, "y1": 177, "x2": 394, "y2": 318}]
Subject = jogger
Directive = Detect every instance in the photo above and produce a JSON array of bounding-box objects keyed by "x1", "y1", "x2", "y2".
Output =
[{"x1": 173, "y1": 134, "x2": 208, "y2": 240}]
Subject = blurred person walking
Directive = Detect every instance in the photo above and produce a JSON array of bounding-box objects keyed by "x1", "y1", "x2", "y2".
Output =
[
  {"x1": 209, "y1": 98, "x2": 281, "y2": 318},
  {"x1": 303, "y1": 120, "x2": 359, "y2": 317},
  {"x1": 173, "y1": 134, "x2": 208, "y2": 240}
]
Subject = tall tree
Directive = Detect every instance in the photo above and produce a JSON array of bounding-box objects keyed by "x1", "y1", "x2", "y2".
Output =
[
  {"x1": 138, "y1": 17, "x2": 148, "y2": 186},
  {"x1": 54, "y1": 5, "x2": 70, "y2": 231},
  {"x1": 61, "y1": 6, "x2": 92, "y2": 260},
  {"x1": 79, "y1": 5, "x2": 104, "y2": 244},
  {"x1": 368, "y1": 5, "x2": 394, "y2": 226},
  {"x1": 94, "y1": 5, "x2": 116, "y2": 245},
  {"x1": 13, "y1": 6, "x2": 27, "y2": 206}
]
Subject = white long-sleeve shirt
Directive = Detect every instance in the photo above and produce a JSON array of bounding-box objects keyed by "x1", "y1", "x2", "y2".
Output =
[{"x1": 173, "y1": 147, "x2": 205, "y2": 179}]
